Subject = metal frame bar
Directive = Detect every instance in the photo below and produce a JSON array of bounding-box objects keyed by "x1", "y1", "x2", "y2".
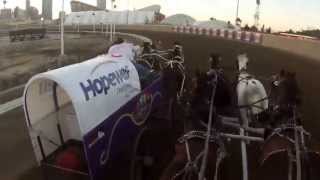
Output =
[{"x1": 220, "y1": 133, "x2": 264, "y2": 142}]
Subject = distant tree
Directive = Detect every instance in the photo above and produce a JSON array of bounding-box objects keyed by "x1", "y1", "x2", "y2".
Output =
[
  {"x1": 243, "y1": 24, "x2": 250, "y2": 31},
  {"x1": 296, "y1": 29, "x2": 320, "y2": 38},
  {"x1": 287, "y1": 29, "x2": 294, "y2": 33},
  {"x1": 227, "y1": 21, "x2": 233, "y2": 28},
  {"x1": 260, "y1": 24, "x2": 265, "y2": 33},
  {"x1": 250, "y1": 25, "x2": 258, "y2": 32},
  {"x1": 266, "y1": 27, "x2": 271, "y2": 33},
  {"x1": 236, "y1": 17, "x2": 242, "y2": 26}
]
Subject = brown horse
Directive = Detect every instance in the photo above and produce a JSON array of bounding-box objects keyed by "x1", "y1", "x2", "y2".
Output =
[
  {"x1": 160, "y1": 59, "x2": 233, "y2": 180},
  {"x1": 256, "y1": 70, "x2": 320, "y2": 180},
  {"x1": 130, "y1": 43, "x2": 189, "y2": 180}
]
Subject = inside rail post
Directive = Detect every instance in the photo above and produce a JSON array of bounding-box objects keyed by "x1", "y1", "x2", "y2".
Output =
[
  {"x1": 101, "y1": 23, "x2": 104, "y2": 33},
  {"x1": 60, "y1": 0, "x2": 65, "y2": 56},
  {"x1": 105, "y1": 24, "x2": 108, "y2": 37},
  {"x1": 240, "y1": 128, "x2": 248, "y2": 180},
  {"x1": 110, "y1": 24, "x2": 113, "y2": 42},
  {"x1": 113, "y1": 23, "x2": 115, "y2": 41}
]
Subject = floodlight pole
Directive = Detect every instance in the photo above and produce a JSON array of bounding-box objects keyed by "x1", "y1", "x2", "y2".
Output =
[
  {"x1": 111, "y1": 0, "x2": 116, "y2": 42},
  {"x1": 236, "y1": 0, "x2": 240, "y2": 24},
  {"x1": 60, "y1": 0, "x2": 65, "y2": 56},
  {"x1": 3, "y1": 0, "x2": 6, "y2": 9},
  {"x1": 92, "y1": 13, "x2": 96, "y2": 32},
  {"x1": 127, "y1": 0, "x2": 130, "y2": 24}
]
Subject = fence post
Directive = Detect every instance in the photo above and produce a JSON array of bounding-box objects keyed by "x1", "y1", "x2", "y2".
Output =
[
  {"x1": 109, "y1": 24, "x2": 113, "y2": 42},
  {"x1": 105, "y1": 24, "x2": 108, "y2": 37}
]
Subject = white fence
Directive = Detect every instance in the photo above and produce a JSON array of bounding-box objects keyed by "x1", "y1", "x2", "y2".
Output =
[{"x1": 64, "y1": 11, "x2": 156, "y2": 26}]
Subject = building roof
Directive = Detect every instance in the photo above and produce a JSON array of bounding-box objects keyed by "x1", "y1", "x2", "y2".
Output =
[
  {"x1": 138, "y1": 5, "x2": 161, "y2": 13},
  {"x1": 193, "y1": 19, "x2": 235, "y2": 29},
  {"x1": 70, "y1": 0, "x2": 103, "y2": 12},
  {"x1": 161, "y1": 14, "x2": 196, "y2": 26}
]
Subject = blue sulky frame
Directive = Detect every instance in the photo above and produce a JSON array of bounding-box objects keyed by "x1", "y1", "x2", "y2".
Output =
[
  {"x1": 24, "y1": 58, "x2": 165, "y2": 180},
  {"x1": 83, "y1": 76, "x2": 164, "y2": 180}
]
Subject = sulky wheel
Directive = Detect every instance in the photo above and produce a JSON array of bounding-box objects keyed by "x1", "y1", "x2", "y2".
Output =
[
  {"x1": 130, "y1": 126, "x2": 175, "y2": 180},
  {"x1": 130, "y1": 127, "x2": 154, "y2": 180}
]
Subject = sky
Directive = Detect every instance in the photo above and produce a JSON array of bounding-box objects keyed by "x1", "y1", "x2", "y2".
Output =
[{"x1": 3, "y1": 0, "x2": 320, "y2": 31}]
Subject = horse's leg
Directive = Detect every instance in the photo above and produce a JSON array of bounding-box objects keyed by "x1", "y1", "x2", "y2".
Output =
[
  {"x1": 160, "y1": 143, "x2": 188, "y2": 180},
  {"x1": 288, "y1": 149, "x2": 293, "y2": 180},
  {"x1": 160, "y1": 159, "x2": 186, "y2": 180}
]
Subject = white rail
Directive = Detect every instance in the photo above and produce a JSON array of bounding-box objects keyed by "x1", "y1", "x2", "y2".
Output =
[{"x1": 0, "y1": 98, "x2": 22, "y2": 115}]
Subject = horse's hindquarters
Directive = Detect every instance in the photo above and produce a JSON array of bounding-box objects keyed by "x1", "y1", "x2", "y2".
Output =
[
  {"x1": 258, "y1": 133, "x2": 320, "y2": 180},
  {"x1": 237, "y1": 75, "x2": 268, "y2": 126},
  {"x1": 257, "y1": 150, "x2": 290, "y2": 180},
  {"x1": 258, "y1": 150, "x2": 320, "y2": 180}
]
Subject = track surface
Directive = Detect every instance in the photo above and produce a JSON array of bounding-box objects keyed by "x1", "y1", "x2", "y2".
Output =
[
  {"x1": 122, "y1": 30, "x2": 320, "y2": 137},
  {"x1": 1, "y1": 30, "x2": 320, "y2": 180}
]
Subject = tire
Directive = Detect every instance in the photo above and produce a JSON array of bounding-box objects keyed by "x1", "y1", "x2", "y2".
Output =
[{"x1": 130, "y1": 127, "x2": 174, "y2": 180}]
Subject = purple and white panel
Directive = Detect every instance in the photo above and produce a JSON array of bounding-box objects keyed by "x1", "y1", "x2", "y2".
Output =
[
  {"x1": 227, "y1": 30, "x2": 234, "y2": 39},
  {"x1": 205, "y1": 28, "x2": 211, "y2": 36},
  {"x1": 173, "y1": 26, "x2": 178, "y2": 32},
  {"x1": 236, "y1": 31, "x2": 242, "y2": 41},
  {"x1": 173, "y1": 26, "x2": 263, "y2": 44},
  {"x1": 253, "y1": 33, "x2": 262, "y2": 44},
  {"x1": 244, "y1": 31, "x2": 251, "y2": 42}
]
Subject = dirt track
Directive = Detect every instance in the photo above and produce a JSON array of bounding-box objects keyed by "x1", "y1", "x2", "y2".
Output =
[
  {"x1": 121, "y1": 30, "x2": 320, "y2": 138},
  {"x1": 119, "y1": 30, "x2": 320, "y2": 180},
  {"x1": 1, "y1": 30, "x2": 320, "y2": 180}
]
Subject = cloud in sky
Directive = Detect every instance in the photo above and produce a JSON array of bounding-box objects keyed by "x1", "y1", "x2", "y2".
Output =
[{"x1": 4, "y1": 0, "x2": 320, "y2": 31}]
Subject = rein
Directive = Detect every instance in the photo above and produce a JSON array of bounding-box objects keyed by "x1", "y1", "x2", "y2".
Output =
[
  {"x1": 237, "y1": 96, "x2": 269, "y2": 110},
  {"x1": 265, "y1": 125, "x2": 311, "y2": 144},
  {"x1": 139, "y1": 50, "x2": 186, "y2": 99},
  {"x1": 178, "y1": 131, "x2": 218, "y2": 143},
  {"x1": 200, "y1": 70, "x2": 217, "y2": 180},
  {"x1": 172, "y1": 70, "x2": 221, "y2": 180},
  {"x1": 173, "y1": 129, "x2": 227, "y2": 180}
]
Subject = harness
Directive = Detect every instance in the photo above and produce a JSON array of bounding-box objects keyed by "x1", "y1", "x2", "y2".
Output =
[
  {"x1": 264, "y1": 125, "x2": 310, "y2": 145},
  {"x1": 138, "y1": 49, "x2": 186, "y2": 98},
  {"x1": 261, "y1": 124, "x2": 311, "y2": 178},
  {"x1": 172, "y1": 71, "x2": 227, "y2": 180},
  {"x1": 173, "y1": 131, "x2": 227, "y2": 180}
]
